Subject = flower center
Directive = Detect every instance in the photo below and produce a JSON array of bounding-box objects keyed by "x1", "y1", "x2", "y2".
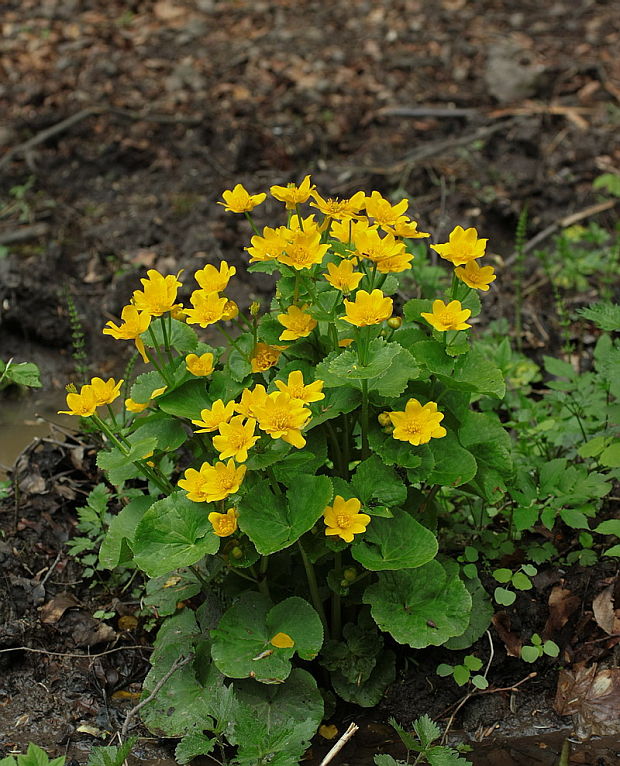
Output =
[{"x1": 336, "y1": 514, "x2": 352, "y2": 528}]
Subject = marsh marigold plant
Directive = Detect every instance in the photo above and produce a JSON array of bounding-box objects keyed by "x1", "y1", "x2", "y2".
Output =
[{"x1": 63, "y1": 177, "x2": 511, "y2": 764}]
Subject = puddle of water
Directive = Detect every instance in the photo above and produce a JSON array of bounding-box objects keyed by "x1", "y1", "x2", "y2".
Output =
[{"x1": 0, "y1": 389, "x2": 72, "y2": 477}]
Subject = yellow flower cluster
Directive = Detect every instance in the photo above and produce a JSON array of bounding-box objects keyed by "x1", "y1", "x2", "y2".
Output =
[{"x1": 59, "y1": 377, "x2": 123, "y2": 417}]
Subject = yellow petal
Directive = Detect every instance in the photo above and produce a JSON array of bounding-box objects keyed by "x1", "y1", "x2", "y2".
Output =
[{"x1": 270, "y1": 632, "x2": 295, "y2": 649}]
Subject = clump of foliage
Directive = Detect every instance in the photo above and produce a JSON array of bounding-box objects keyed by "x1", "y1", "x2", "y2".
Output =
[
  {"x1": 375, "y1": 715, "x2": 472, "y2": 765},
  {"x1": 59, "y1": 178, "x2": 618, "y2": 764},
  {"x1": 0, "y1": 744, "x2": 64, "y2": 766}
]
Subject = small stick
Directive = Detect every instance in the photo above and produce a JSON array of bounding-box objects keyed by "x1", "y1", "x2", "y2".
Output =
[
  {"x1": 319, "y1": 722, "x2": 359, "y2": 766},
  {"x1": 0, "y1": 644, "x2": 151, "y2": 659},
  {"x1": 120, "y1": 654, "x2": 193, "y2": 738}
]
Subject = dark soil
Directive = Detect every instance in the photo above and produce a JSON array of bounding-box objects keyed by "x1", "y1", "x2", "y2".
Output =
[{"x1": 1, "y1": 0, "x2": 619, "y2": 762}]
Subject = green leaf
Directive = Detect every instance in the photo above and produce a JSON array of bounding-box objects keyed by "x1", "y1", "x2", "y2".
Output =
[
  {"x1": 158, "y1": 379, "x2": 210, "y2": 419},
  {"x1": 578, "y1": 435, "x2": 608, "y2": 459},
  {"x1": 144, "y1": 318, "x2": 198, "y2": 353},
  {"x1": 141, "y1": 611, "x2": 223, "y2": 737},
  {"x1": 130, "y1": 370, "x2": 168, "y2": 403},
  {"x1": 493, "y1": 568, "x2": 512, "y2": 583},
  {"x1": 543, "y1": 640, "x2": 560, "y2": 657},
  {"x1": 604, "y1": 544, "x2": 620, "y2": 557},
  {"x1": 403, "y1": 298, "x2": 434, "y2": 325},
  {"x1": 3, "y1": 361, "x2": 41, "y2": 388},
  {"x1": 363, "y1": 561, "x2": 472, "y2": 648},
  {"x1": 463, "y1": 655, "x2": 483, "y2": 671},
  {"x1": 328, "y1": 338, "x2": 400, "y2": 382},
  {"x1": 521, "y1": 645, "x2": 540, "y2": 663},
  {"x1": 96, "y1": 438, "x2": 157, "y2": 486},
  {"x1": 238, "y1": 475, "x2": 332, "y2": 555},
  {"x1": 99, "y1": 495, "x2": 155, "y2": 568},
  {"x1": 444, "y1": 577, "x2": 493, "y2": 651},
  {"x1": 560, "y1": 507, "x2": 590, "y2": 530},
  {"x1": 600, "y1": 442, "x2": 620, "y2": 467},
  {"x1": 369, "y1": 423, "x2": 435, "y2": 472},
  {"x1": 231, "y1": 669, "x2": 323, "y2": 766},
  {"x1": 451, "y1": 347, "x2": 505, "y2": 398},
  {"x1": 436, "y1": 663, "x2": 454, "y2": 677},
  {"x1": 595, "y1": 519, "x2": 620, "y2": 537},
  {"x1": 577, "y1": 301, "x2": 620, "y2": 332},
  {"x1": 511, "y1": 572, "x2": 532, "y2": 591},
  {"x1": 372, "y1": 344, "x2": 420, "y2": 397},
  {"x1": 331, "y1": 650, "x2": 396, "y2": 707},
  {"x1": 459, "y1": 411, "x2": 513, "y2": 502},
  {"x1": 130, "y1": 412, "x2": 188, "y2": 452},
  {"x1": 351, "y1": 455, "x2": 407, "y2": 507},
  {"x1": 513, "y1": 505, "x2": 538, "y2": 532},
  {"x1": 175, "y1": 733, "x2": 215, "y2": 764},
  {"x1": 351, "y1": 509, "x2": 438, "y2": 571},
  {"x1": 426, "y1": 432, "x2": 477, "y2": 487},
  {"x1": 544, "y1": 355, "x2": 576, "y2": 379},
  {"x1": 452, "y1": 665, "x2": 470, "y2": 686},
  {"x1": 412, "y1": 713, "x2": 441, "y2": 748},
  {"x1": 472, "y1": 675, "x2": 489, "y2": 690},
  {"x1": 412, "y1": 339, "x2": 454, "y2": 376},
  {"x1": 133, "y1": 493, "x2": 219, "y2": 576},
  {"x1": 144, "y1": 570, "x2": 203, "y2": 617},
  {"x1": 211, "y1": 593, "x2": 323, "y2": 682},
  {"x1": 494, "y1": 587, "x2": 516, "y2": 606}
]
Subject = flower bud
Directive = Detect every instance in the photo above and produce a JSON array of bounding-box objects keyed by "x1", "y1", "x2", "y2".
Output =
[
  {"x1": 377, "y1": 412, "x2": 391, "y2": 427},
  {"x1": 340, "y1": 579, "x2": 350, "y2": 589},
  {"x1": 387, "y1": 316, "x2": 402, "y2": 329},
  {"x1": 250, "y1": 301, "x2": 261, "y2": 318},
  {"x1": 231, "y1": 546, "x2": 244, "y2": 560},
  {"x1": 343, "y1": 567, "x2": 357, "y2": 582}
]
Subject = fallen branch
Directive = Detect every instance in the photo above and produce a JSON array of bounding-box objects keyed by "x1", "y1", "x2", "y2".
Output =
[
  {"x1": 0, "y1": 223, "x2": 49, "y2": 245},
  {"x1": 0, "y1": 105, "x2": 203, "y2": 172},
  {"x1": 319, "y1": 722, "x2": 359, "y2": 766},
  {"x1": 0, "y1": 644, "x2": 152, "y2": 659},
  {"x1": 121, "y1": 653, "x2": 194, "y2": 738}
]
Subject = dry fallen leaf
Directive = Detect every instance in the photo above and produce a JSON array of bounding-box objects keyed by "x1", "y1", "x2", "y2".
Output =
[
  {"x1": 40, "y1": 592, "x2": 80, "y2": 624},
  {"x1": 543, "y1": 585, "x2": 580, "y2": 638},
  {"x1": 555, "y1": 663, "x2": 620, "y2": 738},
  {"x1": 592, "y1": 583, "x2": 620, "y2": 636},
  {"x1": 492, "y1": 611, "x2": 522, "y2": 657}
]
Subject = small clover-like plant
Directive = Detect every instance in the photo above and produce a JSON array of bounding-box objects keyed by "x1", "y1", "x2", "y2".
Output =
[
  {"x1": 493, "y1": 564, "x2": 537, "y2": 606},
  {"x1": 0, "y1": 744, "x2": 65, "y2": 766},
  {"x1": 436, "y1": 654, "x2": 488, "y2": 689},
  {"x1": 521, "y1": 633, "x2": 560, "y2": 664}
]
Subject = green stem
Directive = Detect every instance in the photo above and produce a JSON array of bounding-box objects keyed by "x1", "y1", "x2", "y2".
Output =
[
  {"x1": 160, "y1": 316, "x2": 175, "y2": 364},
  {"x1": 298, "y1": 540, "x2": 328, "y2": 633},
  {"x1": 215, "y1": 325, "x2": 251, "y2": 360},
  {"x1": 293, "y1": 273, "x2": 300, "y2": 305},
  {"x1": 325, "y1": 421, "x2": 344, "y2": 476},
  {"x1": 331, "y1": 551, "x2": 342, "y2": 641},
  {"x1": 267, "y1": 466, "x2": 283, "y2": 496},
  {"x1": 360, "y1": 378, "x2": 370, "y2": 459},
  {"x1": 190, "y1": 564, "x2": 210, "y2": 592},
  {"x1": 244, "y1": 211, "x2": 260, "y2": 236}
]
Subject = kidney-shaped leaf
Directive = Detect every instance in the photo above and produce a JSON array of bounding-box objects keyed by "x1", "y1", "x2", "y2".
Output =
[
  {"x1": 352, "y1": 510, "x2": 438, "y2": 571},
  {"x1": 211, "y1": 593, "x2": 324, "y2": 683},
  {"x1": 363, "y1": 560, "x2": 472, "y2": 648},
  {"x1": 133, "y1": 493, "x2": 219, "y2": 577}
]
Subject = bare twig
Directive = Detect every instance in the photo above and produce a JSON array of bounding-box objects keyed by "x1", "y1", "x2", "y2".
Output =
[
  {"x1": 0, "y1": 644, "x2": 151, "y2": 659},
  {"x1": 0, "y1": 105, "x2": 203, "y2": 172},
  {"x1": 120, "y1": 654, "x2": 193, "y2": 739},
  {"x1": 501, "y1": 199, "x2": 618, "y2": 268},
  {"x1": 0, "y1": 223, "x2": 49, "y2": 245},
  {"x1": 319, "y1": 723, "x2": 359, "y2": 766}
]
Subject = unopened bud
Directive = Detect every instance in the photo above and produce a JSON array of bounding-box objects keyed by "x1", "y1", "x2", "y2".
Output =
[
  {"x1": 377, "y1": 412, "x2": 391, "y2": 427},
  {"x1": 343, "y1": 567, "x2": 357, "y2": 582},
  {"x1": 387, "y1": 316, "x2": 402, "y2": 330},
  {"x1": 66, "y1": 383, "x2": 77, "y2": 394},
  {"x1": 250, "y1": 301, "x2": 261, "y2": 318},
  {"x1": 340, "y1": 580, "x2": 350, "y2": 589},
  {"x1": 231, "y1": 546, "x2": 244, "y2": 560}
]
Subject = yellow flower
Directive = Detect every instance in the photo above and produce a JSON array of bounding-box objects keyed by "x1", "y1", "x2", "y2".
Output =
[
  {"x1": 212, "y1": 415, "x2": 259, "y2": 463},
  {"x1": 270, "y1": 175, "x2": 315, "y2": 209},
  {"x1": 132, "y1": 270, "x2": 182, "y2": 317},
  {"x1": 185, "y1": 290, "x2": 228, "y2": 328},
  {"x1": 330, "y1": 217, "x2": 376, "y2": 245},
  {"x1": 310, "y1": 190, "x2": 366, "y2": 220},
  {"x1": 324, "y1": 260, "x2": 363, "y2": 293},
  {"x1": 89, "y1": 377, "x2": 123, "y2": 406},
  {"x1": 430, "y1": 225, "x2": 488, "y2": 266},
  {"x1": 373, "y1": 250, "x2": 414, "y2": 274},
  {"x1": 222, "y1": 300, "x2": 239, "y2": 320},
  {"x1": 277, "y1": 304, "x2": 317, "y2": 341},
  {"x1": 274, "y1": 370, "x2": 325, "y2": 404},
  {"x1": 125, "y1": 398, "x2": 150, "y2": 413},
  {"x1": 277, "y1": 229, "x2": 330, "y2": 271},
  {"x1": 250, "y1": 342, "x2": 282, "y2": 373},
  {"x1": 185, "y1": 352, "x2": 215, "y2": 377},
  {"x1": 323, "y1": 495, "x2": 370, "y2": 543},
  {"x1": 383, "y1": 216, "x2": 430, "y2": 239},
  {"x1": 191, "y1": 399, "x2": 236, "y2": 433},
  {"x1": 218, "y1": 183, "x2": 266, "y2": 213},
  {"x1": 246, "y1": 226, "x2": 288, "y2": 263},
  {"x1": 388, "y1": 399, "x2": 447, "y2": 445},
  {"x1": 102, "y1": 304, "x2": 151, "y2": 363},
  {"x1": 194, "y1": 261, "x2": 236, "y2": 294},
  {"x1": 353, "y1": 227, "x2": 407, "y2": 266},
  {"x1": 342, "y1": 289, "x2": 393, "y2": 327},
  {"x1": 178, "y1": 459, "x2": 246, "y2": 502},
  {"x1": 364, "y1": 190, "x2": 409, "y2": 227},
  {"x1": 421, "y1": 299, "x2": 471, "y2": 332},
  {"x1": 338, "y1": 337, "x2": 355, "y2": 347},
  {"x1": 208, "y1": 507, "x2": 239, "y2": 537},
  {"x1": 254, "y1": 392, "x2": 311, "y2": 448},
  {"x1": 270, "y1": 632, "x2": 295, "y2": 649},
  {"x1": 288, "y1": 214, "x2": 321, "y2": 237},
  {"x1": 455, "y1": 260, "x2": 496, "y2": 291},
  {"x1": 235, "y1": 384, "x2": 268, "y2": 418},
  {"x1": 58, "y1": 384, "x2": 98, "y2": 417}
]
